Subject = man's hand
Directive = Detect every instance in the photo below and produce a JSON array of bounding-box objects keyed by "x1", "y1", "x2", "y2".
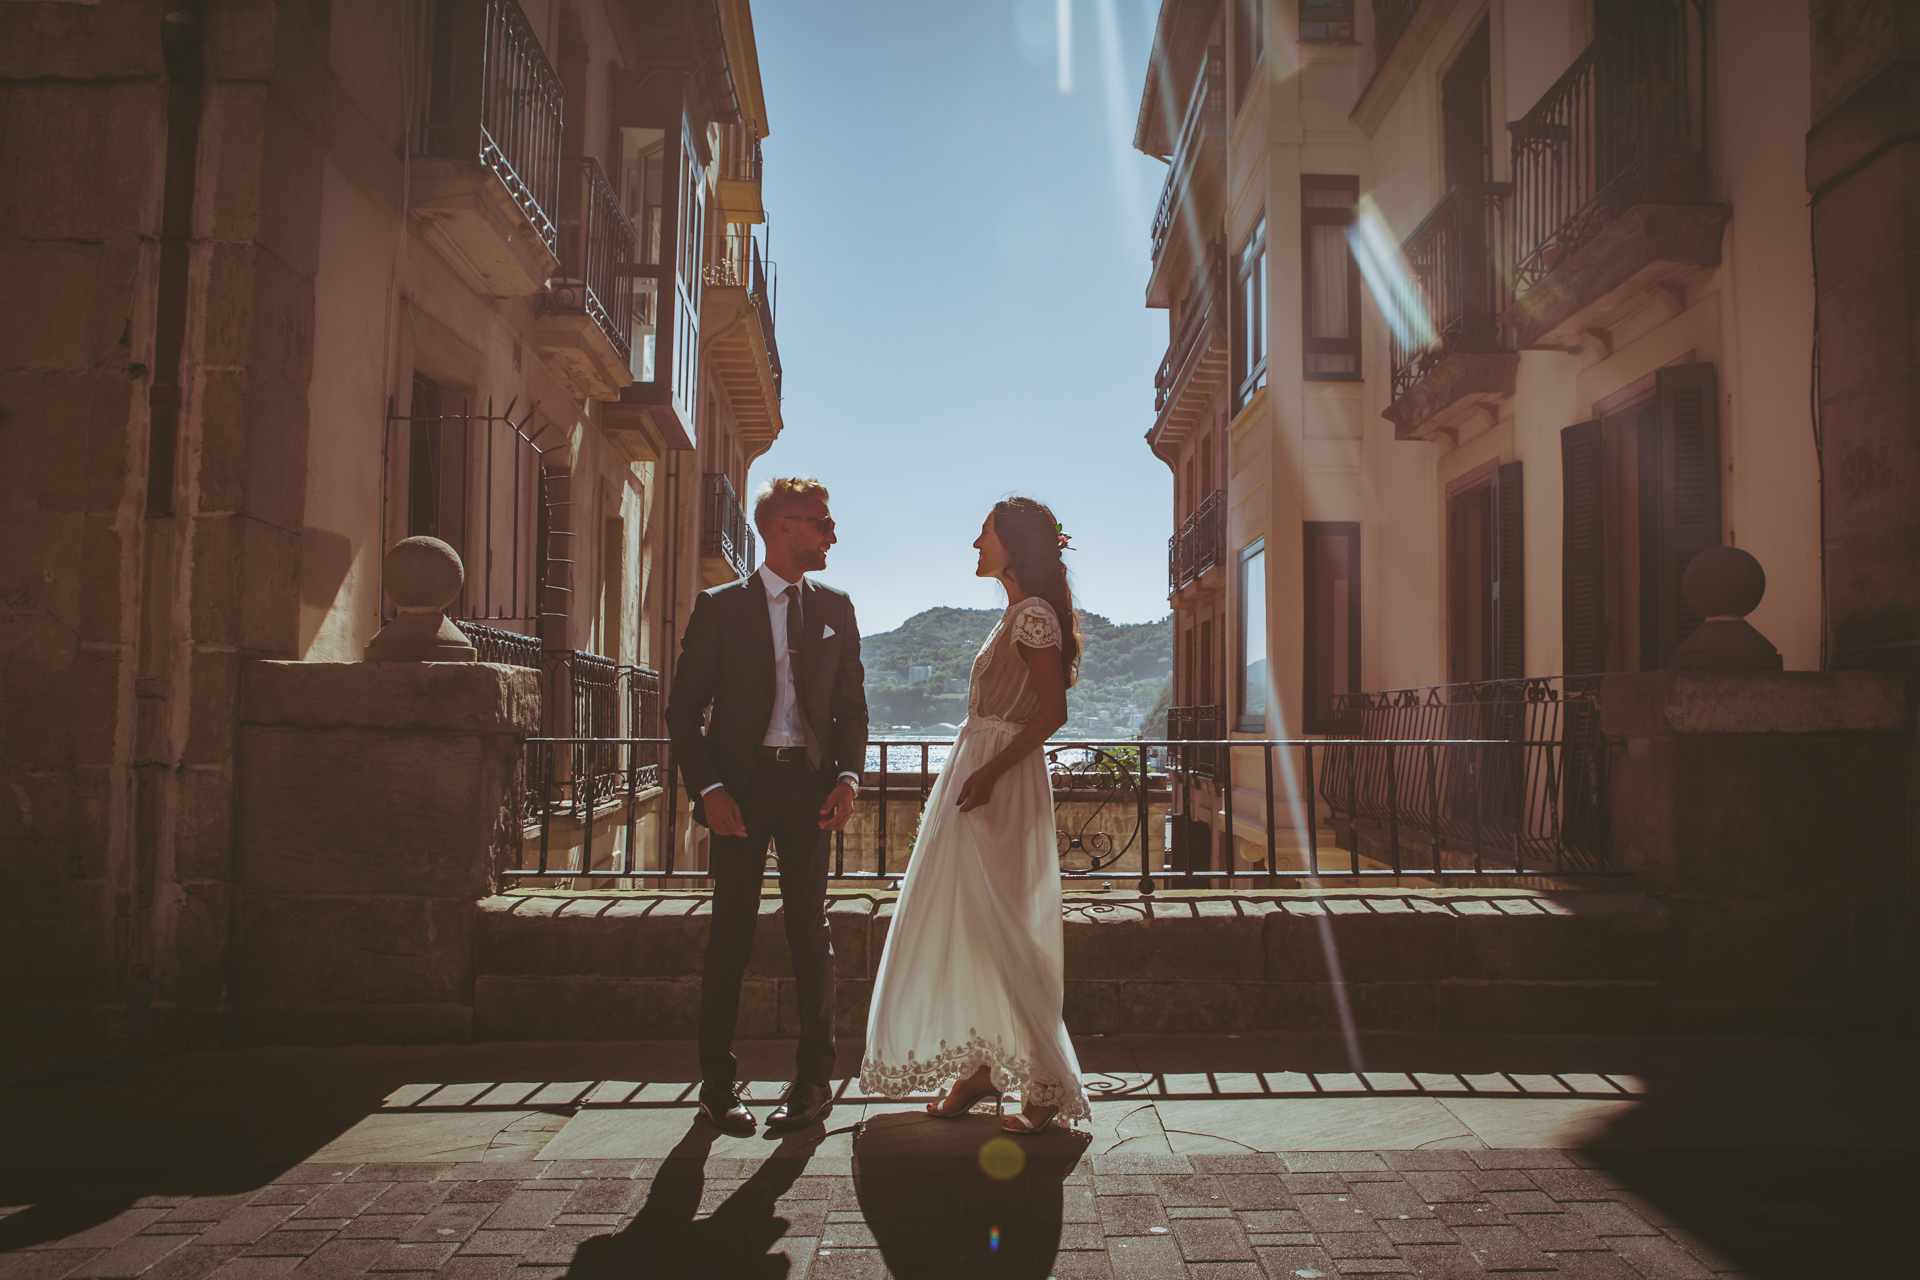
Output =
[
  {"x1": 817, "y1": 781, "x2": 856, "y2": 831},
  {"x1": 704, "y1": 786, "x2": 747, "y2": 837}
]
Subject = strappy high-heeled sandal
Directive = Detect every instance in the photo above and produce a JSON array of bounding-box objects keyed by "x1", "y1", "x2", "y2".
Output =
[
  {"x1": 1001, "y1": 1105, "x2": 1060, "y2": 1134},
  {"x1": 926, "y1": 1081, "x2": 1003, "y2": 1118}
]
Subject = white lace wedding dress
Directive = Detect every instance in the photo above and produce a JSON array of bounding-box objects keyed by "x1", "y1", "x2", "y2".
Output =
[{"x1": 859, "y1": 596, "x2": 1090, "y2": 1121}]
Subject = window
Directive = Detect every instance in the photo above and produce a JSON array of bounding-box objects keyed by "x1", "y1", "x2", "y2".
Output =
[
  {"x1": 1302, "y1": 176, "x2": 1361, "y2": 380},
  {"x1": 1198, "y1": 616, "x2": 1217, "y2": 706},
  {"x1": 1233, "y1": 0, "x2": 1265, "y2": 109},
  {"x1": 1300, "y1": 0, "x2": 1355, "y2": 43},
  {"x1": 1238, "y1": 540, "x2": 1268, "y2": 732},
  {"x1": 1231, "y1": 216, "x2": 1268, "y2": 413},
  {"x1": 1562, "y1": 363, "x2": 1721, "y2": 674},
  {"x1": 1441, "y1": 20, "x2": 1493, "y2": 189},
  {"x1": 1303, "y1": 523, "x2": 1361, "y2": 733},
  {"x1": 1446, "y1": 462, "x2": 1524, "y2": 683}
]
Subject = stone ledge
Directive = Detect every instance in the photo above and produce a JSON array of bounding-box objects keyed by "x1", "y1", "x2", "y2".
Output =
[
  {"x1": 242, "y1": 659, "x2": 541, "y2": 734},
  {"x1": 1601, "y1": 670, "x2": 1914, "y2": 737}
]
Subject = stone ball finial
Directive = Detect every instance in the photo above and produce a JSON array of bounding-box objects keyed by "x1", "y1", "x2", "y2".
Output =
[
  {"x1": 383, "y1": 536, "x2": 466, "y2": 612},
  {"x1": 1670, "y1": 545, "x2": 1782, "y2": 671},
  {"x1": 364, "y1": 536, "x2": 477, "y2": 664},
  {"x1": 1683, "y1": 545, "x2": 1766, "y2": 620}
]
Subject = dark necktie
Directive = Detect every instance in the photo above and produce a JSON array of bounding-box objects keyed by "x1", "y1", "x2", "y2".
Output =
[{"x1": 785, "y1": 584, "x2": 820, "y2": 766}]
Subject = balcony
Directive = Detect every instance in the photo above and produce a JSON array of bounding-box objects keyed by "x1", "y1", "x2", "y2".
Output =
[
  {"x1": 1147, "y1": 248, "x2": 1227, "y2": 457},
  {"x1": 412, "y1": 0, "x2": 563, "y2": 298},
  {"x1": 1381, "y1": 183, "x2": 1517, "y2": 446},
  {"x1": 701, "y1": 472, "x2": 757, "y2": 586},
  {"x1": 1167, "y1": 704, "x2": 1226, "y2": 783},
  {"x1": 715, "y1": 127, "x2": 765, "y2": 224},
  {"x1": 1168, "y1": 489, "x2": 1226, "y2": 598},
  {"x1": 535, "y1": 157, "x2": 638, "y2": 402},
  {"x1": 1146, "y1": 47, "x2": 1225, "y2": 306},
  {"x1": 698, "y1": 230, "x2": 784, "y2": 458},
  {"x1": 1503, "y1": 0, "x2": 1726, "y2": 352}
]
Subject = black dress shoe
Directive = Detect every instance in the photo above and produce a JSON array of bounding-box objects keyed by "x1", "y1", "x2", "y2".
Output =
[
  {"x1": 697, "y1": 1085, "x2": 755, "y2": 1135},
  {"x1": 766, "y1": 1080, "x2": 834, "y2": 1130}
]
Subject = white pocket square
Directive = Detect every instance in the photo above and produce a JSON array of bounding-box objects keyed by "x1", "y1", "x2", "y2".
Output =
[{"x1": 822, "y1": 624, "x2": 836, "y2": 639}]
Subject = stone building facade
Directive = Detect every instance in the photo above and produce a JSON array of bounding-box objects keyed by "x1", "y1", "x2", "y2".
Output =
[
  {"x1": 1, "y1": 0, "x2": 785, "y2": 1058},
  {"x1": 1139, "y1": 0, "x2": 1911, "y2": 875}
]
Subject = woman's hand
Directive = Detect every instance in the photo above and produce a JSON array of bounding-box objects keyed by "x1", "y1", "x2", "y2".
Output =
[{"x1": 955, "y1": 768, "x2": 998, "y2": 812}]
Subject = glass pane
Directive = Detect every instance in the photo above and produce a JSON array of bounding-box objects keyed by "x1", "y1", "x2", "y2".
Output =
[
  {"x1": 1313, "y1": 533, "x2": 1353, "y2": 718},
  {"x1": 1241, "y1": 547, "x2": 1268, "y2": 725},
  {"x1": 1308, "y1": 224, "x2": 1349, "y2": 338}
]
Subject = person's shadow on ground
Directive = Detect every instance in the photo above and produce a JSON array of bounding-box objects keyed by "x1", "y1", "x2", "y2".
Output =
[
  {"x1": 565, "y1": 1120, "x2": 827, "y2": 1278},
  {"x1": 852, "y1": 1110, "x2": 1090, "y2": 1279}
]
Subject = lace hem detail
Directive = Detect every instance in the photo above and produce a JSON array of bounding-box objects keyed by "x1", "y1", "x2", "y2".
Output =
[{"x1": 859, "y1": 1029, "x2": 1091, "y2": 1120}]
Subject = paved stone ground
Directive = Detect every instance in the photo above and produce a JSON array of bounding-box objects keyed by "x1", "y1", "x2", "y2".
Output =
[{"x1": 2, "y1": 1034, "x2": 1912, "y2": 1278}]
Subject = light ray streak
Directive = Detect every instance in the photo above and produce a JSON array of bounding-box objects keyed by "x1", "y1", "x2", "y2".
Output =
[
  {"x1": 1057, "y1": 0, "x2": 1074, "y2": 93},
  {"x1": 1094, "y1": 0, "x2": 1143, "y2": 233},
  {"x1": 1349, "y1": 195, "x2": 1435, "y2": 355}
]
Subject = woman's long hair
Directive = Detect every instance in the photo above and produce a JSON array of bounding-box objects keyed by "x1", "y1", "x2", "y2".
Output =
[{"x1": 991, "y1": 497, "x2": 1081, "y2": 687}]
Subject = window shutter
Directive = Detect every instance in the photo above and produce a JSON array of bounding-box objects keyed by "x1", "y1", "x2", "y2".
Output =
[
  {"x1": 1561, "y1": 421, "x2": 1606, "y2": 675},
  {"x1": 1491, "y1": 461, "x2": 1524, "y2": 679},
  {"x1": 1650, "y1": 363, "x2": 1722, "y2": 666}
]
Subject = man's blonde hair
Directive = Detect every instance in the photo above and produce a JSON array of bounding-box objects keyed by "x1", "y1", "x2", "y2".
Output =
[{"x1": 753, "y1": 476, "x2": 831, "y2": 538}]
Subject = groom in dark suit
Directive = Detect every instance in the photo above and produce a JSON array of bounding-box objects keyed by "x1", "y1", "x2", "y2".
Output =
[{"x1": 665, "y1": 477, "x2": 867, "y2": 1134}]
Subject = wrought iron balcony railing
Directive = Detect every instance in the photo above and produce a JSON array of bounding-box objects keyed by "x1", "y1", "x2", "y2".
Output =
[
  {"x1": 543, "y1": 156, "x2": 638, "y2": 363},
  {"x1": 1389, "y1": 182, "x2": 1512, "y2": 401},
  {"x1": 1155, "y1": 251, "x2": 1226, "y2": 420},
  {"x1": 1149, "y1": 48, "x2": 1226, "y2": 265},
  {"x1": 1320, "y1": 675, "x2": 1612, "y2": 873},
  {"x1": 453, "y1": 619, "x2": 543, "y2": 668},
  {"x1": 1167, "y1": 489, "x2": 1226, "y2": 596},
  {"x1": 1510, "y1": 0, "x2": 1707, "y2": 293},
  {"x1": 1167, "y1": 704, "x2": 1227, "y2": 782},
  {"x1": 1373, "y1": 0, "x2": 1420, "y2": 60},
  {"x1": 703, "y1": 472, "x2": 757, "y2": 580},
  {"x1": 422, "y1": 0, "x2": 564, "y2": 256}
]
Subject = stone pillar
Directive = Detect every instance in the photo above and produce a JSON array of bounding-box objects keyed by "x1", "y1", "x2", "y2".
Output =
[
  {"x1": 233, "y1": 543, "x2": 537, "y2": 1044},
  {"x1": 1808, "y1": 1, "x2": 1920, "y2": 671}
]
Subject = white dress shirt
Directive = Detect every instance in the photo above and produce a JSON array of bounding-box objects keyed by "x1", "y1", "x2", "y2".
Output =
[{"x1": 701, "y1": 564, "x2": 861, "y2": 797}]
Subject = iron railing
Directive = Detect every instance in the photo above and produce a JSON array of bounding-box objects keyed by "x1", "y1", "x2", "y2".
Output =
[
  {"x1": 1373, "y1": 0, "x2": 1420, "y2": 60},
  {"x1": 1319, "y1": 676, "x2": 1612, "y2": 873},
  {"x1": 543, "y1": 156, "x2": 637, "y2": 364},
  {"x1": 1155, "y1": 248, "x2": 1226, "y2": 424},
  {"x1": 1168, "y1": 490, "x2": 1226, "y2": 595},
  {"x1": 422, "y1": 0, "x2": 563, "y2": 256},
  {"x1": 702, "y1": 473, "x2": 756, "y2": 579},
  {"x1": 539, "y1": 649, "x2": 620, "y2": 815},
  {"x1": 454, "y1": 619, "x2": 542, "y2": 667},
  {"x1": 1168, "y1": 704, "x2": 1226, "y2": 781},
  {"x1": 1389, "y1": 182, "x2": 1512, "y2": 401},
  {"x1": 751, "y1": 238, "x2": 782, "y2": 400},
  {"x1": 517, "y1": 659, "x2": 666, "y2": 874},
  {"x1": 1149, "y1": 48, "x2": 1226, "y2": 264},
  {"x1": 722, "y1": 131, "x2": 763, "y2": 183},
  {"x1": 1510, "y1": 0, "x2": 1707, "y2": 292}
]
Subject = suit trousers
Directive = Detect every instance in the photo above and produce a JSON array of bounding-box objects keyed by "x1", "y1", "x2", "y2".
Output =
[{"x1": 699, "y1": 756, "x2": 838, "y2": 1090}]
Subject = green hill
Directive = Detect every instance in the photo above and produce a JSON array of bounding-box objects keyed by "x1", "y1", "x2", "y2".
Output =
[{"x1": 861, "y1": 606, "x2": 1172, "y2": 735}]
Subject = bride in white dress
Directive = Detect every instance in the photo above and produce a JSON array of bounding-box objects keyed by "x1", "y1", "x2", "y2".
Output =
[{"x1": 859, "y1": 497, "x2": 1090, "y2": 1133}]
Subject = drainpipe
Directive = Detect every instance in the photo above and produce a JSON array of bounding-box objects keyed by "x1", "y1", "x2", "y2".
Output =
[
  {"x1": 661, "y1": 448, "x2": 680, "y2": 872},
  {"x1": 148, "y1": 2, "x2": 207, "y2": 516}
]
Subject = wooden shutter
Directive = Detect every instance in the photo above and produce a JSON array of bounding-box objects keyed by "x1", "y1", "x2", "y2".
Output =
[
  {"x1": 1490, "y1": 461, "x2": 1524, "y2": 679},
  {"x1": 1649, "y1": 363, "x2": 1722, "y2": 666},
  {"x1": 1561, "y1": 422, "x2": 1606, "y2": 675}
]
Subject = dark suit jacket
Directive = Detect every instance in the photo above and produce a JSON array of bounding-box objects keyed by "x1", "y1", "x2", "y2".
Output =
[{"x1": 665, "y1": 573, "x2": 869, "y2": 827}]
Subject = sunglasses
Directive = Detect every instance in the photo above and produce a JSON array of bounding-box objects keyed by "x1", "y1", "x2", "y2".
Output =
[{"x1": 783, "y1": 514, "x2": 836, "y2": 535}]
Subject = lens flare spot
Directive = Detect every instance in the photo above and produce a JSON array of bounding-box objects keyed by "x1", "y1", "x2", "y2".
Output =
[
  {"x1": 989, "y1": 1223, "x2": 1001, "y2": 1252},
  {"x1": 977, "y1": 1136, "x2": 1027, "y2": 1181}
]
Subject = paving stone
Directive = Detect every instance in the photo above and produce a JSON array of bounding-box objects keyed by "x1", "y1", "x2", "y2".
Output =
[
  {"x1": 286, "y1": 1239, "x2": 386, "y2": 1279},
  {"x1": 438, "y1": 1166, "x2": 549, "y2": 1185},
  {"x1": 1480, "y1": 1191, "x2": 1558, "y2": 1216},
  {"x1": 1098, "y1": 1195, "x2": 1173, "y2": 1236},
  {"x1": 1509, "y1": 1211, "x2": 1606, "y2": 1253},
  {"x1": 141, "y1": 1223, "x2": 213, "y2": 1237},
  {"x1": 1236, "y1": 1211, "x2": 1310, "y2": 1235},
  {"x1": 540, "y1": 1161, "x2": 639, "y2": 1181},
  {"x1": 1543, "y1": 1254, "x2": 1642, "y2": 1279},
  {"x1": 1389, "y1": 1244, "x2": 1488, "y2": 1277},
  {"x1": 239, "y1": 1231, "x2": 335, "y2": 1259},
  {"x1": 1350, "y1": 1183, "x2": 1432, "y2": 1220},
  {"x1": 168, "y1": 1197, "x2": 254, "y2": 1224},
  {"x1": 1566, "y1": 1202, "x2": 1660, "y2": 1238},
  {"x1": 1608, "y1": 1190, "x2": 1681, "y2": 1228},
  {"x1": 0, "y1": 1252, "x2": 105, "y2": 1280},
  {"x1": 1093, "y1": 1154, "x2": 1194, "y2": 1176},
  {"x1": 274, "y1": 1222, "x2": 346, "y2": 1235},
  {"x1": 1157, "y1": 1175, "x2": 1226, "y2": 1208},
  {"x1": 1108, "y1": 1234, "x2": 1187, "y2": 1279},
  {"x1": 246, "y1": 1189, "x2": 317, "y2": 1209},
  {"x1": 808, "y1": 1248, "x2": 887, "y2": 1279},
  {"x1": 272, "y1": 1170, "x2": 357, "y2": 1187},
  {"x1": 1605, "y1": 1235, "x2": 1715, "y2": 1278},
  {"x1": 1186, "y1": 1265, "x2": 1264, "y2": 1279},
  {"x1": 1467, "y1": 1151, "x2": 1570, "y2": 1171},
  {"x1": 1380, "y1": 1220, "x2": 1457, "y2": 1246},
  {"x1": 1251, "y1": 1243, "x2": 1337, "y2": 1277},
  {"x1": 55, "y1": 1211, "x2": 174, "y2": 1251},
  {"x1": 67, "y1": 1231, "x2": 188, "y2": 1277},
  {"x1": 1431, "y1": 1205, "x2": 1503, "y2": 1228},
  {"x1": 1328, "y1": 1261, "x2": 1414, "y2": 1274},
  {"x1": 1246, "y1": 1232, "x2": 1316, "y2": 1248},
  {"x1": 556, "y1": 1182, "x2": 640, "y2": 1217},
  {"x1": 450, "y1": 1231, "x2": 542, "y2": 1258},
  {"x1": 395, "y1": 1204, "x2": 491, "y2": 1244},
  {"x1": 434, "y1": 1260, "x2": 516, "y2": 1280},
  {"x1": 333, "y1": 1219, "x2": 417, "y2": 1242},
  {"x1": 369, "y1": 1242, "x2": 459, "y2": 1272},
  {"x1": 1189, "y1": 1155, "x2": 1282, "y2": 1175},
  {"x1": 1295, "y1": 1195, "x2": 1376, "y2": 1234},
  {"x1": 1280, "y1": 1175, "x2": 1348, "y2": 1195},
  {"x1": 1449, "y1": 1225, "x2": 1548, "y2": 1272},
  {"x1": 1046, "y1": 1251, "x2": 1114, "y2": 1280},
  {"x1": 206, "y1": 1260, "x2": 301, "y2": 1280},
  {"x1": 1401, "y1": 1174, "x2": 1478, "y2": 1204},
  {"x1": 1171, "y1": 1217, "x2": 1254, "y2": 1262},
  {"x1": 1461, "y1": 1172, "x2": 1535, "y2": 1194},
  {"x1": 1168, "y1": 1207, "x2": 1235, "y2": 1220},
  {"x1": 1058, "y1": 1223, "x2": 1106, "y2": 1250},
  {"x1": 138, "y1": 1247, "x2": 245, "y2": 1280},
  {"x1": 1282, "y1": 1154, "x2": 1390, "y2": 1174},
  {"x1": 1216, "y1": 1177, "x2": 1293, "y2": 1211},
  {"x1": 1658, "y1": 1226, "x2": 1745, "y2": 1272},
  {"x1": 1093, "y1": 1175, "x2": 1157, "y2": 1196},
  {"x1": 1522, "y1": 1169, "x2": 1613, "y2": 1203},
  {"x1": 295, "y1": 1187, "x2": 390, "y2": 1221},
  {"x1": 344, "y1": 1167, "x2": 446, "y2": 1186},
  {"x1": 1380, "y1": 1153, "x2": 1478, "y2": 1173},
  {"x1": 196, "y1": 1210, "x2": 299, "y2": 1247},
  {"x1": 1319, "y1": 1231, "x2": 1400, "y2": 1260},
  {"x1": 817, "y1": 1222, "x2": 878, "y2": 1249},
  {"x1": 478, "y1": 1193, "x2": 570, "y2": 1232}
]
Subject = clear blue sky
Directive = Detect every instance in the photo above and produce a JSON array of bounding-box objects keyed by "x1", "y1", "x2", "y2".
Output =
[{"x1": 746, "y1": 0, "x2": 1173, "y2": 635}]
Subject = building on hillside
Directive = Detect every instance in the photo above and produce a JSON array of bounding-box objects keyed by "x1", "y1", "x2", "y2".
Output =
[
  {"x1": 1, "y1": 0, "x2": 783, "y2": 1054},
  {"x1": 1137, "y1": 0, "x2": 1880, "y2": 878}
]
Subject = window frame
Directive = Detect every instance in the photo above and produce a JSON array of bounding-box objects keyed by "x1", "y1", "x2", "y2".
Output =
[
  {"x1": 1233, "y1": 0, "x2": 1266, "y2": 110},
  {"x1": 1299, "y1": 0, "x2": 1356, "y2": 44},
  {"x1": 1301, "y1": 174, "x2": 1363, "y2": 382},
  {"x1": 1302, "y1": 521, "x2": 1362, "y2": 735},
  {"x1": 1236, "y1": 538, "x2": 1269, "y2": 734},
  {"x1": 1231, "y1": 215, "x2": 1268, "y2": 414}
]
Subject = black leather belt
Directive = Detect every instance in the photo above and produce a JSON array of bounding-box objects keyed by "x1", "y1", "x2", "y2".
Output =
[{"x1": 758, "y1": 746, "x2": 807, "y2": 763}]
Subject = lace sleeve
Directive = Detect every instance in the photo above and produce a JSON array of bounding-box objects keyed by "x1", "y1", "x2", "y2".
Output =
[{"x1": 1011, "y1": 600, "x2": 1063, "y2": 651}]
